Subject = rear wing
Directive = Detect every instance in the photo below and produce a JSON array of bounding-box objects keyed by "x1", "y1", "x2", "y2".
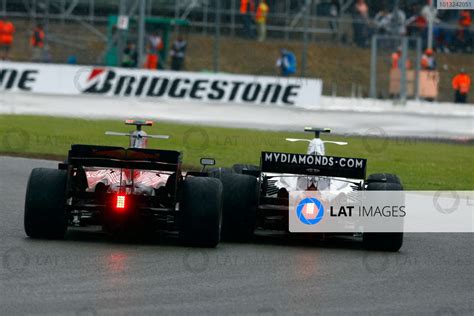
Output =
[
  {"x1": 125, "y1": 119, "x2": 153, "y2": 127},
  {"x1": 67, "y1": 145, "x2": 182, "y2": 171},
  {"x1": 261, "y1": 151, "x2": 367, "y2": 180}
]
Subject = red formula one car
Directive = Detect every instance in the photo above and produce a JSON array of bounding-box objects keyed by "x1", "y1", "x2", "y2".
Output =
[{"x1": 24, "y1": 120, "x2": 223, "y2": 247}]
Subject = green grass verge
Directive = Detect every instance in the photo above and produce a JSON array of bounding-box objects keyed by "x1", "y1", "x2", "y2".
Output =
[{"x1": 0, "y1": 115, "x2": 473, "y2": 190}]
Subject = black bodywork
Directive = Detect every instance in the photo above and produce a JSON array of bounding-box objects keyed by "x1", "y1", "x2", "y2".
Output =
[
  {"x1": 61, "y1": 144, "x2": 184, "y2": 233},
  {"x1": 255, "y1": 151, "x2": 367, "y2": 231}
]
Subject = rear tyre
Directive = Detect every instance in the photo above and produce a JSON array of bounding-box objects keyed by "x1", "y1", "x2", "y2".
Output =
[
  {"x1": 24, "y1": 168, "x2": 68, "y2": 239},
  {"x1": 232, "y1": 164, "x2": 260, "y2": 176},
  {"x1": 363, "y1": 180, "x2": 404, "y2": 252},
  {"x1": 219, "y1": 173, "x2": 259, "y2": 241},
  {"x1": 208, "y1": 167, "x2": 233, "y2": 179},
  {"x1": 366, "y1": 173, "x2": 401, "y2": 185},
  {"x1": 180, "y1": 177, "x2": 223, "y2": 247}
]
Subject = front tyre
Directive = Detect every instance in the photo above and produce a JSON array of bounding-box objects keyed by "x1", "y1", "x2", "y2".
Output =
[
  {"x1": 180, "y1": 177, "x2": 223, "y2": 247},
  {"x1": 24, "y1": 168, "x2": 68, "y2": 239}
]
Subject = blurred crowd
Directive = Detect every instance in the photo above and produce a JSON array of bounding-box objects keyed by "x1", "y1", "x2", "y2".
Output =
[
  {"x1": 349, "y1": 0, "x2": 472, "y2": 53},
  {"x1": 0, "y1": 19, "x2": 50, "y2": 62},
  {"x1": 0, "y1": 1, "x2": 471, "y2": 103},
  {"x1": 236, "y1": 0, "x2": 472, "y2": 54},
  {"x1": 121, "y1": 33, "x2": 188, "y2": 72}
]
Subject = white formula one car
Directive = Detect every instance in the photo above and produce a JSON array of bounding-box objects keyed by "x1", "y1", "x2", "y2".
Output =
[{"x1": 211, "y1": 127, "x2": 404, "y2": 251}]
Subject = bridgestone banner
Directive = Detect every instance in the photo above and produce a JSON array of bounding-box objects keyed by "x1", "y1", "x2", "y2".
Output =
[{"x1": 0, "y1": 62, "x2": 323, "y2": 107}]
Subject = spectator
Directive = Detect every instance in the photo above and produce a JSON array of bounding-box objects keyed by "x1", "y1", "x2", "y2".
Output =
[
  {"x1": 421, "y1": 0, "x2": 438, "y2": 25},
  {"x1": 328, "y1": 0, "x2": 340, "y2": 40},
  {"x1": 0, "y1": 19, "x2": 5, "y2": 59},
  {"x1": 452, "y1": 69, "x2": 471, "y2": 104},
  {"x1": 255, "y1": 0, "x2": 269, "y2": 42},
  {"x1": 122, "y1": 41, "x2": 138, "y2": 68},
  {"x1": 145, "y1": 31, "x2": 163, "y2": 70},
  {"x1": 240, "y1": 0, "x2": 255, "y2": 38},
  {"x1": 0, "y1": 19, "x2": 14, "y2": 60},
  {"x1": 374, "y1": 9, "x2": 390, "y2": 34},
  {"x1": 454, "y1": 10, "x2": 472, "y2": 53},
  {"x1": 421, "y1": 0, "x2": 440, "y2": 52},
  {"x1": 170, "y1": 35, "x2": 187, "y2": 71},
  {"x1": 30, "y1": 24, "x2": 45, "y2": 62},
  {"x1": 42, "y1": 44, "x2": 52, "y2": 63},
  {"x1": 421, "y1": 48, "x2": 436, "y2": 70},
  {"x1": 67, "y1": 55, "x2": 77, "y2": 65},
  {"x1": 387, "y1": 6, "x2": 406, "y2": 36},
  {"x1": 352, "y1": 0, "x2": 369, "y2": 47},
  {"x1": 459, "y1": 10, "x2": 472, "y2": 28},
  {"x1": 391, "y1": 47, "x2": 411, "y2": 69},
  {"x1": 406, "y1": 4, "x2": 427, "y2": 40},
  {"x1": 433, "y1": 22, "x2": 453, "y2": 53},
  {"x1": 276, "y1": 49, "x2": 296, "y2": 77}
]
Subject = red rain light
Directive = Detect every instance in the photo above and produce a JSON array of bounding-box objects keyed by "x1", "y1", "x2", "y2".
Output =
[{"x1": 116, "y1": 195, "x2": 126, "y2": 210}]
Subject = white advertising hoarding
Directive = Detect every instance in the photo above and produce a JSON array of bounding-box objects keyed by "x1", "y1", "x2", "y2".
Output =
[{"x1": 0, "y1": 62, "x2": 322, "y2": 107}]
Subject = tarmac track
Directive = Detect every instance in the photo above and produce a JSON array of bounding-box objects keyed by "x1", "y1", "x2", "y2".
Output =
[{"x1": 0, "y1": 157, "x2": 473, "y2": 315}]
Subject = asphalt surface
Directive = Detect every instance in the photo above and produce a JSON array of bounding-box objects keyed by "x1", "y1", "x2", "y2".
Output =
[{"x1": 0, "y1": 157, "x2": 473, "y2": 315}]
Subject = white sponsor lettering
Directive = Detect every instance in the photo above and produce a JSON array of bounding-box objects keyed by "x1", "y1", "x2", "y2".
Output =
[
  {"x1": 265, "y1": 153, "x2": 365, "y2": 169},
  {"x1": 340, "y1": 158, "x2": 346, "y2": 167},
  {"x1": 347, "y1": 159, "x2": 354, "y2": 168},
  {"x1": 264, "y1": 152, "x2": 273, "y2": 162}
]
